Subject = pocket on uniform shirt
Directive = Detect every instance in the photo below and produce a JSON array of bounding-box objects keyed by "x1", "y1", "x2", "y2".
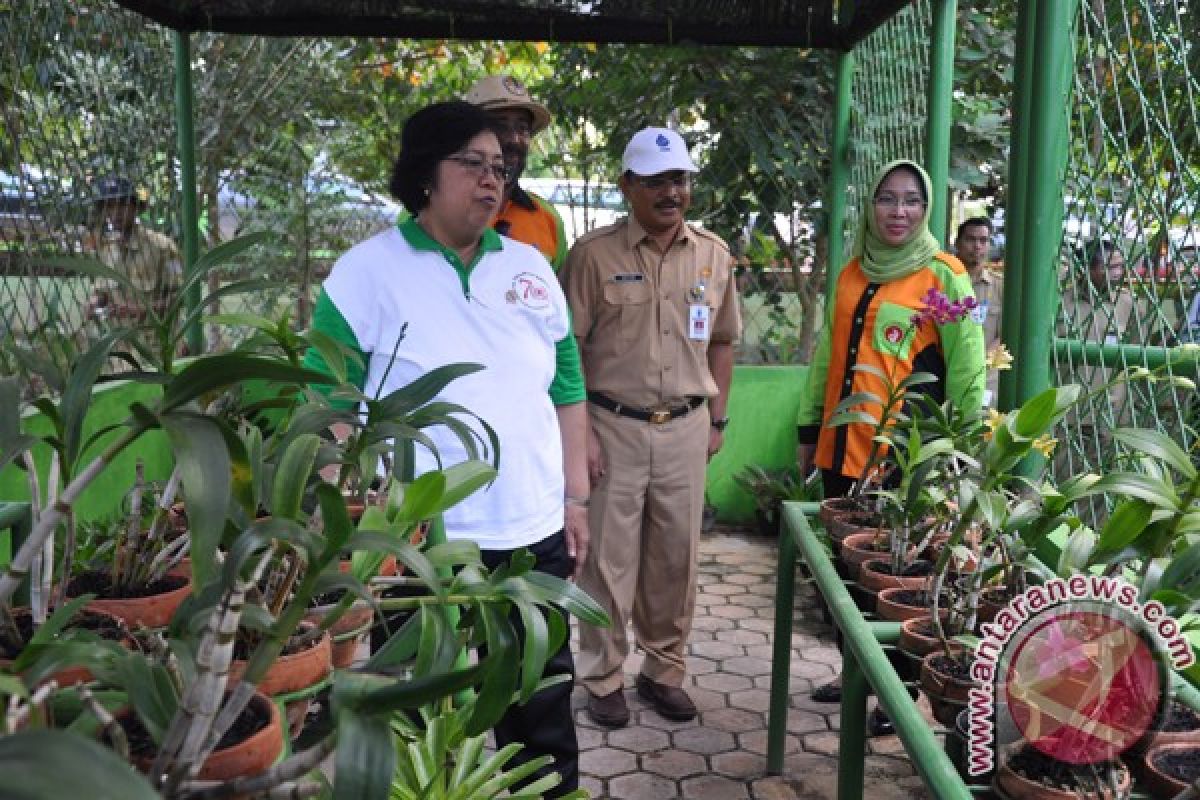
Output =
[
  {"x1": 603, "y1": 279, "x2": 652, "y2": 343},
  {"x1": 872, "y1": 301, "x2": 918, "y2": 361}
]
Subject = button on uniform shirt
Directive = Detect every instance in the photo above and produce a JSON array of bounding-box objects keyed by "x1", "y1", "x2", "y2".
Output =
[{"x1": 562, "y1": 216, "x2": 742, "y2": 407}]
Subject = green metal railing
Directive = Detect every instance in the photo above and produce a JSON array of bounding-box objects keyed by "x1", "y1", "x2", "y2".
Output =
[{"x1": 768, "y1": 502, "x2": 971, "y2": 800}]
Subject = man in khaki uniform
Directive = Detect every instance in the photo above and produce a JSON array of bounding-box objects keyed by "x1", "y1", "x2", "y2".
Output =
[
  {"x1": 1054, "y1": 239, "x2": 1135, "y2": 525},
  {"x1": 955, "y1": 216, "x2": 1003, "y2": 405},
  {"x1": 562, "y1": 127, "x2": 741, "y2": 728},
  {"x1": 85, "y1": 176, "x2": 182, "y2": 324}
]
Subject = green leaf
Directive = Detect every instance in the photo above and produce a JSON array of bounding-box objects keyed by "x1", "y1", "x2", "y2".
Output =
[
  {"x1": 317, "y1": 483, "x2": 355, "y2": 556},
  {"x1": 160, "y1": 354, "x2": 331, "y2": 414},
  {"x1": 60, "y1": 330, "x2": 127, "y2": 469},
  {"x1": 467, "y1": 603, "x2": 518, "y2": 736},
  {"x1": 397, "y1": 471, "x2": 446, "y2": 526},
  {"x1": 160, "y1": 413, "x2": 231, "y2": 587},
  {"x1": 333, "y1": 703, "x2": 396, "y2": 800},
  {"x1": 1011, "y1": 388, "x2": 1057, "y2": 437},
  {"x1": 516, "y1": 602, "x2": 549, "y2": 704},
  {"x1": 830, "y1": 391, "x2": 882, "y2": 414},
  {"x1": 826, "y1": 410, "x2": 879, "y2": 428},
  {"x1": 1161, "y1": 543, "x2": 1200, "y2": 597},
  {"x1": 431, "y1": 461, "x2": 498, "y2": 516},
  {"x1": 270, "y1": 433, "x2": 321, "y2": 521},
  {"x1": 897, "y1": 371, "x2": 938, "y2": 391},
  {"x1": 0, "y1": 729, "x2": 159, "y2": 799},
  {"x1": 1089, "y1": 473, "x2": 1181, "y2": 510},
  {"x1": 1095, "y1": 499, "x2": 1154, "y2": 558},
  {"x1": 374, "y1": 363, "x2": 486, "y2": 420},
  {"x1": 1112, "y1": 428, "x2": 1197, "y2": 478}
]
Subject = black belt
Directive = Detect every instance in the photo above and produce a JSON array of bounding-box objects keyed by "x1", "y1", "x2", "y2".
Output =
[{"x1": 588, "y1": 391, "x2": 705, "y2": 424}]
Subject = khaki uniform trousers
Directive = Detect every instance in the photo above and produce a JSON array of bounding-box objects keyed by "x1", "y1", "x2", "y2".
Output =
[{"x1": 578, "y1": 402, "x2": 709, "y2": 696}]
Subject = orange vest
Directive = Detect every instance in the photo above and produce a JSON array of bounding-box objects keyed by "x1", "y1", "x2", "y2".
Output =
[{"x1": 494, "y1": 188, "x2": 566, "y2": 270}]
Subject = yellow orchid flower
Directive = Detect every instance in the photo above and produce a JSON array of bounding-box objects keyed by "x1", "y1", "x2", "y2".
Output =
[
  {"x1": 1032, "y1": 434, "x2": 1058, "y2": 457},
  {"x1": 986, "y1": 343, "x2": 1014, "y2": 371}
]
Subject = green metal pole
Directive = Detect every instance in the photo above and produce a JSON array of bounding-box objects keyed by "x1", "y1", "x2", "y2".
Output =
[
  {"x1": 781, "y1": 503, "x2": 972, "y2": 799},
  {"x1": 1053, "y1": 338, "x2": 1200, "y2": 370},
  {"x1": 825, "y1": 50, "x2": 855, "y2": 298},
  {"x1": 838, "y1": 650, "x2": 869, "y2": 800},
  {"x1": 174, "y1": 30, "x2": 203, "y2": 355},
  {"x1": 924, "y1": 0, "x2": 957, "y2": 245},
  {"x1": 998, "y1": 0, "x2": 1037, "y2": 412},
  {"x1": 1012, "y1": 0, "x2": 1079, "y2": 482},
  {"x1": 767, "y1": 501, "x2": 800, "y2": 774}
]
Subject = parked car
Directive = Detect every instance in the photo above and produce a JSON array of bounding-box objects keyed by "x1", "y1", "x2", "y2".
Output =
[{"x1": 524, "y1": 178, "x2": 625, "y2": 244}]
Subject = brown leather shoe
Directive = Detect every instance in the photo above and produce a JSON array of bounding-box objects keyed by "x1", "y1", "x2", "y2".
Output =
[
  {"x1": 636, "y1": 673, "x2": 697, "y2": 721},
  {"x1": 587, "y1": 689, "x2": 630, "y2": 728}
]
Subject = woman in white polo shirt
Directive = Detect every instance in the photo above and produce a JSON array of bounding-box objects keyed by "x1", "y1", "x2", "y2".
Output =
[{"x1": 304, "y1": 101, "x2": 589, "y2": 797}]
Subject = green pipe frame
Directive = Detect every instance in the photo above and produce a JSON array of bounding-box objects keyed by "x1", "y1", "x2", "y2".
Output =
[
  {"x1": 174, "y1": 31, "x2": 203, "y2": 355},
  {"x1": 1053, "y1": 337, "x2": 1200, "y2": 370},
  {"x1": 924, "y1": 0, "x2": 957, "y2": 246},
  {"x1": 767, "y1": 502, "x2": 971, "y2": 799},
  {"x1": 825, "y1": 50, "x2": 854, "y2": 298}
]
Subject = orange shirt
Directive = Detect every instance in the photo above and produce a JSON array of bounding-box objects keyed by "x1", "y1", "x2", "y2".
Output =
[{"x1": 494, "y1": 186, "x2": 567, "y2": 270}]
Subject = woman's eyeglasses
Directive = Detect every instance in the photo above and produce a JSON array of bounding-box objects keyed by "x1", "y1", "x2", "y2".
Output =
[
  {"x1": 446, "y1": 153, "x2": 511, "y2": 183},
  {"x1": 873, "y1": 194, "x2": 926, "y2": 211}
]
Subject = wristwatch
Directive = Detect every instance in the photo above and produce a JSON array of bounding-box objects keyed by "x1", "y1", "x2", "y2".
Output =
[{"x1": 711, "y1": 416, "x2": 730, "y2": 432}]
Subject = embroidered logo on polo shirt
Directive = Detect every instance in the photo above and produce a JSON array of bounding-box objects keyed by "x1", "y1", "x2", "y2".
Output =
[
  {"x1": 512, "y1": 272, "x2": 551, "y2": 310},
  {"x1": 884, "y1": 324, "x2": 905, "y2": 344}
]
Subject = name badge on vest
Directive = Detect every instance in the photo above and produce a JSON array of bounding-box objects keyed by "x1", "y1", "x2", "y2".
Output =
[
  {"x1": 689, "y1": 304, "x2": 711, "y2": 340},
  {"x1": 970, "y1": 301, "x2": 988, "y2": 325}
]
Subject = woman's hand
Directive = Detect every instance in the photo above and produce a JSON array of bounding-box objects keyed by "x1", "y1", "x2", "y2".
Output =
[{"x1": 564, "y1": 503, "x2": 590, "y2": 580}]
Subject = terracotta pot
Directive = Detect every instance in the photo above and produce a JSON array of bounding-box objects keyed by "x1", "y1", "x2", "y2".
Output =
[
  {"x1": 921, "y1": 649, "x2": 979, "y2": 727},
  {"x1": 128, "y1": 692, "x2": 283, "y2": 782},
  {"x1": 840, "y1": 532, "x2": 890, "y2": 579},
  {"x1": 978, "y1": 587, "x2": 1014, "y2": 626},
  {"x1": 229, "y1": 623, "x2": 331, "y2": 739},
  {"x1": 876, "y1": 588, "x2": 945, "y2": 622},
  {"x1": 338, "y1": 555, "x2": 399, "y2": 578},
  {"x1": 1145, "y1": 700, "x2": 1200, "y2": 747},
  {"x1": 858, "y1": 558, "x2": 932, "y2": 593},
  {"x1": 1137, "y1": 741, "x2": 1199, "y2": 798},
  {"x1": 826, "y1": 511, "x2": 882, "y2": 546},
  {"x1": 304, "y1": 602, "x2": 373, "y2": 669},
  {"x1": 994, "y1": 751, "x2": 1130, "y2": 799},
  {"x1": 0, "y1": 607, "x2": 130, "y2": 687},
  {"x1": 818, "y1": 496, "x2": 861, "y2": 527},
  {"x1": 898, "y1": 616, "x2": 958, "y2": 659},
  {"x1": 74, "y1": 568, "x2": 191, "y2": 630}
]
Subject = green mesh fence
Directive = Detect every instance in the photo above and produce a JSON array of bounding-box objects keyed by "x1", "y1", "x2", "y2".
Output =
[
  {"x1": 843, "y1": 0, "x2": 931, "y2": 258},
  {"x1": 0, "y1": 4, "x2": 835, "y2": 387},
  {"x1": 1051, "y1": 0, "x2": 1200, "y2": 489}
]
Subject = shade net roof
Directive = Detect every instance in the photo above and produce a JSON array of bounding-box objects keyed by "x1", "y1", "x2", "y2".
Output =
[{"x1": 111, "y1": 0, "x2": 910, "y2": 49}]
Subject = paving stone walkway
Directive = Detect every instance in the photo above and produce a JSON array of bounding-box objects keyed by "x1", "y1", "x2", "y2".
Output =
[{"x1": 570, "y1": 526, "x2": 931, "y2": 799}]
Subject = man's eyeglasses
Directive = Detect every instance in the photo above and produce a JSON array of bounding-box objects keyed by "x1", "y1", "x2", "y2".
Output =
[
  {"x1": 634, "y1": 174, "x2": 691, "y2": 191},
  {"x1": 446, "y1": 153, "x2": 511, "y2": 183},
  {"x1": 873, "y1": 194, "x2": 926, "y2": 211}
]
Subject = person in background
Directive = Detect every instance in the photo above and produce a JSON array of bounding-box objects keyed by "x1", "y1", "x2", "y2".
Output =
[
  {"x1": 84, "y1": 176, "x2": 181, "y2": 324},
  {"x1": 955, "y1": 216, "x2": 1003, "y2": 405},
  {"x1": 796, "y1": 159, "x2": 985, "y2": 735},
  {"x1": 465, "y1": 74, "x2": 568, "y2": 269},
  {"x1": 563, "y1": 127, "x2": 741, "y2": 729},
  {"x1": 303, "y1": 101, "x2": 588, "y2": 797}
]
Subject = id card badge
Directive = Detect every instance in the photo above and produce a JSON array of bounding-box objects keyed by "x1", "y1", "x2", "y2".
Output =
[{"x1": 689, "y1": 304, "x2": 711, "y2": 341}]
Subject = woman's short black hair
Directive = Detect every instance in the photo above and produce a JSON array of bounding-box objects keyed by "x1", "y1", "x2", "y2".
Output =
[{"x1": 389, "y1": 101, "x2": 500, "y2": 214}]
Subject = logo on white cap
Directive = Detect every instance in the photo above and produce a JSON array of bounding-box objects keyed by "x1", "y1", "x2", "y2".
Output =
[
  {"x1": 622, "y1": 127, "x2": 698, "y2": 176},
  {"x1": 656, "y1": 133, "x2": 671, "y2": 150}
]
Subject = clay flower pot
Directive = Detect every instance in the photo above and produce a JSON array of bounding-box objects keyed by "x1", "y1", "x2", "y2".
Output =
[
  {"x1": 994, "y1": 745, "x2": 1130, "y2": 799},
  {"x1": 857, "y1": 558, "x2": 933, "y2": 594},
  {"x1": 125, "y1": 692, "x2": 283, "y2": 782},
  {"x1": 1146, "y1": 700, "x2": 1200, "y2": 747},
  {"x1": 818, "y1": 496, "x2": 861, "y2": 527},
  {"x1": 876, "y1": 587, "x2": 947, "y2": 623},
  {"x1": 898, "y1": 616, "x2": 958, "y2": 659},
  {"x1": 305, "y1": 601, "x2": 373, "y2": 669},
  {"x1": 977, "y1": 586, "x2": 1014, "y2": 626},
  {"x1": 69, "y1": 564, "x2": 191, "y2": 630},
  {"x1": 826, "y1": 511, "x2": 882, "y2": 546},
  {"x1": 0, "y1": 607, "x2": 130, "y2": 688},
  {"x1": 839, "y1": 532, "x2": 890, "y2": 579},
  {"x1": 1138, "y1": 741, "x2": 1200, "y2": 798},
  {"x1": 229, "y1": 622, "x2": 331, "y2": 739},
  {"x1": 920, "y1": 649, "x2": 979, "y2": 727}
]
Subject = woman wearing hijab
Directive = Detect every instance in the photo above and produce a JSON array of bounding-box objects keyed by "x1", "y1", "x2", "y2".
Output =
[
  {"x1": 795, "y1": 159, "x2": 985, "y2": 732},
  {"x1": 304, "y1": 101, "x2": 589, "y2": 796}
]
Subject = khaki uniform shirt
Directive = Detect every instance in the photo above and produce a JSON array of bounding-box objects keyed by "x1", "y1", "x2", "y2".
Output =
[
  {"x1": 1057, "y1": 285, "x2": 1135, "y2": 424},
  {"x1": 96, "y1": 224, "x2": 182, "y2": 307},
  {"x1": 970, "y1": 267, "x2": 1004, "y2": 403},
  {"x1": 562, "y1": 216, "x2": 742, "y2": 407}
]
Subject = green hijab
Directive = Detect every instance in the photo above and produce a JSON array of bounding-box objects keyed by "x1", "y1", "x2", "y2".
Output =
[{"x1": 851, "y1": 159, "x2": 941, "y2": 283}]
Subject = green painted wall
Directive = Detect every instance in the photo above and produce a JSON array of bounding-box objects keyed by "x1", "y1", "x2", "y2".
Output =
[
  {"x1": 705, "y1": 365, "x2": 806, "y2": 522},
  {"x1": 0, "y1": 381, "x2": 173, "y2": 523}
]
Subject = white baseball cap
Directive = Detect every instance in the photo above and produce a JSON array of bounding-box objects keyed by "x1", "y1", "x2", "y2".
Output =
[{"x1": 621, "y1": 127, "x2": 698, "y2": 176}]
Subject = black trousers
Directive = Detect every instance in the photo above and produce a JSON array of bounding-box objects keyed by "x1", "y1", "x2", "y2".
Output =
[{"x1": 480, "y1": 530, "x2": 579, "y2": 797}]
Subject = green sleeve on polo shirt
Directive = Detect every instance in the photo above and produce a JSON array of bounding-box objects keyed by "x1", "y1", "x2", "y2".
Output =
[
  {"x1": 303, "y1": 289, "x2": 367, "y2": 411},
  {"x1": 549, "y1": 307, "x2": 585, "y2": 405}
]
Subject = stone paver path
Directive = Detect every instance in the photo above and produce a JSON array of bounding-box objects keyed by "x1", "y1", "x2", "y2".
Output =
[{"x1": 571, "y1": 527, "x2": 931, "y2": 799}]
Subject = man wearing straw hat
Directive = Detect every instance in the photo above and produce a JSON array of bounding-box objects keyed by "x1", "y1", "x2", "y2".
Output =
[{"x1": 465, "y1": 74, "x2": 568, "y2": 269}]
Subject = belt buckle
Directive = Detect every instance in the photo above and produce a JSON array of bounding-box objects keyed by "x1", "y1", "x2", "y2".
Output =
[{"x1": 648, "y1": 408, "x2": 672, "y2": 425}]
